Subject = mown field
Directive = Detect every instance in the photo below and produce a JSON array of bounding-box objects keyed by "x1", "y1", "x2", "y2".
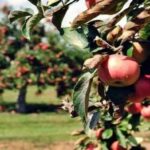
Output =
[
  {"x1": 0, "y1": 86, "x2": 149, "y2": 150},
  {"x1": 0, "y1": 86, "x2": 82, "y2": 150}
]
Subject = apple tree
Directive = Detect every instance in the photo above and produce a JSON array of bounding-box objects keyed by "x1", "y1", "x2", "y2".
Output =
[
  {"x1": 9, "y1": 0, "x2": 150, "y2": 149},
  {"x1": 0, "y1": 5, "x2": 89, "y2": 113}
]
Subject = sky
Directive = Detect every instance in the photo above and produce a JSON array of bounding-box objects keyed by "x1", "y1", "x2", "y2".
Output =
[{"x1": 0, "y1": 0, "x2": 132, "y2": 27}]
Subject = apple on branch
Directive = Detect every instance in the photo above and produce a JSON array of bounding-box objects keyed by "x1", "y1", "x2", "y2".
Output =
[{"x1": 98, "y1": 54, "x2": 140, "y2": 87}]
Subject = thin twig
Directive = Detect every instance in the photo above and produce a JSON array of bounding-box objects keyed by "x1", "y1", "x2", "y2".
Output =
[
  {"x1": 95, "y1": 36, "x2": 123, "y2": 53},
  {"x1": 44, "y1": 0, "x2": 77, "y2": 17}
]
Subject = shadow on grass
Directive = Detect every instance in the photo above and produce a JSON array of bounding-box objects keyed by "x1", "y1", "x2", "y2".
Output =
[{"x1": 0, "y1": 102, "x2": 63, "y2": 113}]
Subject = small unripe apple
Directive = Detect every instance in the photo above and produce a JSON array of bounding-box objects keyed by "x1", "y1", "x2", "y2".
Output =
[
  {"x1": 98, "y1": 54, "x2": 140, "y2": 87},
  {"x1": 125, "y1": 103, "x2": 142, "y2": 114},
  {"x1": 129, "y1": 75, "x2": 150, "y2": 103},
  {"x1": 141, "y1": 105, "x2": 150, "y2": 120},
  {"x1": 111, "y1": 141, "x2": 126, "y2": 150}
]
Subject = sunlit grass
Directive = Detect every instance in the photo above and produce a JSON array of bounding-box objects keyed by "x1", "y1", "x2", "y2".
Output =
[{"x1": 0, "y1": 86, "x2": 82, "y2": 144}]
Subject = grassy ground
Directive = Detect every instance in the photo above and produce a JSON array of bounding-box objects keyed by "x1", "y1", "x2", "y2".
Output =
[
  {"x1": 0, "y1": 112, "x2": 81, "y2": 143},
  {"x1": 0, "y1": 86, "x2": 82, "y2": 149},
  {"x1": 0, "y1": 86, "x2": 149, "y2": 150},
  {"x1": 1, "y1": 86, "x2": 60, "y2": 105}
]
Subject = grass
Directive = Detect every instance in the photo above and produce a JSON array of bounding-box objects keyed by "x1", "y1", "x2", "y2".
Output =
[
  {"x1": 0, "y1": 86, "x2": 82, "y2": 145},
  {"x1": 1, "y1": 86, "x2": 60, "y2": 104},
  {"x1": 0, "y1": 86, "x2": 149, "y2": 149},
  {"x1": 0, "y1": 112, "x2": 82, "y2": 143}
]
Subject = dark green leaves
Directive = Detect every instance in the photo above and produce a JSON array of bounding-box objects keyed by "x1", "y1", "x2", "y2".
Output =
[
  {"x1": 52, "y1": 6, "x2": 68, "y2": 30},
  {"x1": 8, "y1": 11, "x2": 32, "y2": 23},
  {"x1": 22, "y1": 13, "x2": 43, "y2": 40},
  {"x1": 101, "y1": 142, "x2": 109, "y2": 150},
  {"x1": 139, "y1": 23, "x2": 150, "y2": 40},
  {"x1": 116, "y1": 128, "x2": 127, "y2": 148},
  {"x1": 73, "y1": 71, "x2": 95, "y2": 122},
  {"x1": 144, "y1": 0, "x2": 150, "y2": 7},
  {"x1": 128, "y1": 136, "x2": 138, "y2": 147}
]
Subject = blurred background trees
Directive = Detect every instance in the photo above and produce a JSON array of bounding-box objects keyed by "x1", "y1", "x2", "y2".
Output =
[{"x1": 0, "y1": 4, "x2": 90, "y2": 113}]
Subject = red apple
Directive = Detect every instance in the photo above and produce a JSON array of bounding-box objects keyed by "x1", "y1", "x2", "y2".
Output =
[
  {"x1": 95, "y1": 128, "x2": 104, "y2": 139},
  {"x1": 129, "y1": 75, "x2": 150, "y2": 103},
  {"x1": 111, "y1": 141, "x2": 126, "y2": 150},
  {"x1": 141, "y1": 105, "x2": 150, "y2": 120},
  {"x1": 98, "y1": 54, "x2": 140, "y2": 87},
  {"x1": 86, "y1": 143, "x2": 96, "y2": 150},
  {"x1": 47, "y1": 67, "x2": 53, "y2": 74},
  {"x1": 125, "y1": 103, "x2": 142, "y2": 114}
]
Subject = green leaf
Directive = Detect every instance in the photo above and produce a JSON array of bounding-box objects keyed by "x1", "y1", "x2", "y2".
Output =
[
  {"x1": 73, "y1": 71, "x2": 95, "y2": 122},
  {"x1": 127, "y1": 46, "x2": 133, "y2": 57},
  {"x1": 104, "y1": 112, "x2": 113, "y2": 121},
  {"x1": 116, "y1": 128, "x2": 127, "y2": 148},
  {"x1": 101, "y1": 142, "x2": 109, "y2": 150},
  {"x1": 128, "y1": 135, "x2": 138, "y2": 147},
  {"x1": 139, "y1": 23, "x2": 150, "y2": 40},
  {"x1": 102, "y1": 129, "x2": 113, "y2": 140},
  {"x1": 8, "y1": 11, "x2": 32, "y2": 23},
  {"x1": 52, "y1": 6, "x2": 68, "y2": 30},
  {"x1": 144, "y1": 0, "x2": 150, "y2": 7},
  {"x1": 22, "y1": 13, "x2": 43, "y2": 40},
  {"x1": 62, "y1": 27, "x2": 90, "y2": 51},
  {"x1": 87, "y1": 111, "x2": 100, "y2": 129}
]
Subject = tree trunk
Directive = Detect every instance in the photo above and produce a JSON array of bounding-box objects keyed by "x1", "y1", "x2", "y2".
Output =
[{"x1": 16, "y1": 84, "x2": 27, "y2": 113}]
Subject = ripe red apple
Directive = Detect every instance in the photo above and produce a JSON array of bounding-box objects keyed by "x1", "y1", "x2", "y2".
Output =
[
  {"x1": 98, "y1": 54, "x2": 140, "y2": 87},
  {"x1": 125, "y1": 103, "x2": 142, "y2": 114},
  {"x1": 129, "y1": 75, "x2": 150, "y2": 103},
  {"x1": 111, "y1": 141, "x2": 126, "y2": 150},
  {"x1": 95, "y1": 128, "x2": 104, "y2": 139},
  {"x1": 141, "y1": 105, "x2": 150, "y2": 120}
]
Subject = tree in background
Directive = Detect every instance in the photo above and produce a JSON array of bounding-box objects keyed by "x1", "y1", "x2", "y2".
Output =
[{"x1": 0, "y1": 5, "x2": 89, "y2": 113}]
